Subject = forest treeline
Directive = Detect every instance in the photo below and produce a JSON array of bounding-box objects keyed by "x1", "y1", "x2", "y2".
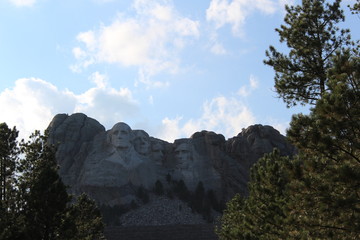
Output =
[
  {"x1": 0, "y1": 129, "x2": 104, "y2": 240},
  {"x1": 218, "y1": 0, "x2": 360, "y2": 239}
]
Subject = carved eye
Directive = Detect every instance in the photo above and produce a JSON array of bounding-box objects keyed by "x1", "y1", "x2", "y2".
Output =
[{"x1": 113, "y1": 130, "x2": 119, "y2": 135}]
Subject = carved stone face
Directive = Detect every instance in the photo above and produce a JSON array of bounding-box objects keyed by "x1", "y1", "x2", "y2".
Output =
[
  {"x1": 151, "y1": 141, "x2": 164, "y2": 165},
  {"x1": 110, "y1": 122, "x2": 132, "y2": 149},
  {"x1": 175, "y1": 143, "x2": 191, "y2": 168},
  {"x1": 133, "y1": 131, "x2": 150, "y2": 155}
]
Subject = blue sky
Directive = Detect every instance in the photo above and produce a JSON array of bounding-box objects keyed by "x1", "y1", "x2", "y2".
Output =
[{"x1": 0, "y1": 0, "x2": 359, "y2": 142}]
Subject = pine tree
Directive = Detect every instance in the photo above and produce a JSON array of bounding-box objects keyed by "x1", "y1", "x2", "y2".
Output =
[
  {"x1": 0, "y1": 123, "x2": 18, "y2": 207},
  {"x1": 193, "y1": 181, "x2": 205, "y2": 213},
  {"x1": 0, "y1": 123, "x2": 20, "y2": 240},
  {"x1": 350, "y1": 0, "x2": 360, "y2": 14},
  {"x1": 65, "y1": 194, "x2": 105, "y2": 240},
  {"x1": 154, "y1": 180, "x2": 164, "y2": 195},
  {"x1": 285, "y1": 50, "x2": 360, "y2": 238},
  {"x1": 18, "y1": 131, "x2": 70, "y2": 240},
  {"x1": 0, "y1": 128, "x2": 105, "y2": 239},
  {"x1": 264, "y1": 0, "x2": 351, "y2": 107},
  {"x1": 216, "y1": 194, "x2": 245, "y2": 240},
  {"x1": 217, "y1": 150, "x2": 296, "y2": 239},
  {"x1": 263, "y1": 0, "x2": 360, "y2": 237}
]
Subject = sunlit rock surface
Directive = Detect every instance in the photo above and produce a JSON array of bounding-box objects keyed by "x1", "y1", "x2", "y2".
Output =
[{"x1": 47, "y1": 113, "x2": 296, "y2": 205}]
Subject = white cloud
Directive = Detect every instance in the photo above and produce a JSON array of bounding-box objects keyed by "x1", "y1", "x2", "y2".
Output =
[
  {"x1": 237, "y1": 86, "x2": 250, "y2": 97},
  {"x1": 278, "y1": 0, "x2": 296, "y2": 13},
  {"x1": 74, "y1": 87, "x2": 138, "y2": 127},
  {"x1": 266, "y1": 117, "x2": 289, "y2": 135},
  {"x1": 278, "y1": 0, "x2": 295, "y2": 8},
  {"x1": 76, "y1": 31, "x2": 97, "y2": 51},
  {"x1": 72, "y1": 47, "x2": 87, "y2": 60},
  {"x1": 158, "y1": 116, "x2": 184, "y2": 143},
  {"x1": 207, "y1": 31, "x2": 228, "y2": 55},
  {"x1": 158, "y1": 96, "x2": 256, "y2": 142},
  {"x1": 72, "y1": 0, "x2": 200, "y2": 88},
  {"x1": 249, "y1": 75, "x2": 259, "y2": 89},
  {"x1": 237, "y1": 74, "x2": 259, "y2": 97},
  {"x1": 93, "y1": 0, "x2": 115, "y2": 3},
  {"x1": 210, "y1": 42, "x2": 227, "y2": 55},
  {"x1": 0, "y1": 76, "x2": 283, "y2": 143},
  {"x1": 8, "y1": 0, "x2": 36, "y2": 7},
  {"x1": 206, "y1": 0, "x2": 277, "y2": 37},
  {"x1": 157, "y1": 74, "x2": 262, "y2": 142},
  {"x1": 148, "y1": 95, "x2": 154, "y2": 105},
  {"x1": 0, "y1": 78, "x2": 76, "y2": 139},
  {"x1": 89, "y1": 71, "x2": 108, "y2": 89},
  {"x1": 0, "y1": 77, "x2": 138, "y2": 140}
]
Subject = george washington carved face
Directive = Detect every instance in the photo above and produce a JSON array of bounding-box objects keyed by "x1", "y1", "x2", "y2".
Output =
[{"x1": 109, "y1": 122, "x2": 132, "y2": 150}]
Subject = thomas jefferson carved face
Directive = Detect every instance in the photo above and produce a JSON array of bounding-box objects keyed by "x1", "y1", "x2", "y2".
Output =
[
  {"x1": 110, "y1": 122, "x2": 132, "y2": 150},
  {"x1": 133, "y1": 130, "x2": 150, "y2": 155}
]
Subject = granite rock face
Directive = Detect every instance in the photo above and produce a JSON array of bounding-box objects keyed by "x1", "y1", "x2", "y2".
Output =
[
  {"x1": 47, "y1": 113, "x2": 105, "y2": 188},
  {"x1": 47, "y1": 113, "x2": 296, "y2": 205}
]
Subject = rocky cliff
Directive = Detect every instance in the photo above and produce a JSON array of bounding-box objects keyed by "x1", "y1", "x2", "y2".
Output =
[{"x1": 47, "y1": 113, "x2": 295, "y2": 211}]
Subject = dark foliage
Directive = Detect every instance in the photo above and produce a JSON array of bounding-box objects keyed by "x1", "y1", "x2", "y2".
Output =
[
  {"x1": 0, "y1": 129, "x2": 105, "y2": 240},
  {"x1": 154, "y1": 180, "x2": 164, "y2": 196},
  {"x1": 137, "y1": 185, "x2": 150, "y2": 204},
  {"x1": 100, "y1": 204, "x2": 129, "y2": 226}
]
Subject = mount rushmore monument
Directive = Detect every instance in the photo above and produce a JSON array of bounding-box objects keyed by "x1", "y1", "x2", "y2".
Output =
[{"x1": 47, "y1": 113, "x2": 296, "y2": 207}]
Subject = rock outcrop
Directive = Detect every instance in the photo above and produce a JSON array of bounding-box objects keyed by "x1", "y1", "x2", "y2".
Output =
[
  {"x1": 47, "y1": 113, "x2": 296, "y2": 206},
  {"x1": 47, "y1": 113, "x2": 105, "y2": 188}
]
